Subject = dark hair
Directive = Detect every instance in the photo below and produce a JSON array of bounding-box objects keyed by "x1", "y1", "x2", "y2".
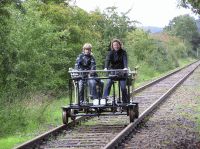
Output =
[
  {"x1": 107, "y1": 41, "x2": 111, "y2": 51},
  {"x1": 110, "y1": 39, "x2": 123, "y2": 50}
]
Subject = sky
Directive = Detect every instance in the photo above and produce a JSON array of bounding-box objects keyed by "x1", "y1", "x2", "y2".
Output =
[{"x1": 75, "y1": 0, "x2": 199, "y2": 28}]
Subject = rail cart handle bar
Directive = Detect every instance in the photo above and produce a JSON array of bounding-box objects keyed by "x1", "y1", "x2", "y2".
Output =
[{"x1": 68, "y1": 69, "x2": 136, "y2": 74}]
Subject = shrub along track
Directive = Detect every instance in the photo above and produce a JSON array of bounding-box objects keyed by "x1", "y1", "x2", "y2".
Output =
[{"x1": 15, "y1": 61, "x2": 200, "y2": 149}]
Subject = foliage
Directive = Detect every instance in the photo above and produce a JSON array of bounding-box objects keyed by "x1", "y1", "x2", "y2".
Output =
[
  {"x1": 126, "y1": 29, "x2": 179, "y2": 72},
  {"x1": 89, "y1": 7, "x2": 137, "y2": 67},
  {"x1": 0, "y1": 0, "x2": 199, "y2": 144},
  {"x1": 0, "y1": 0, "x2": 136, "y2": 98},
  {"x1": 151, "y1": 33, "x2": 188, "y2": 59},
  {"x1": 178, "y1": 0, "x2": 200, "y2": 14},
  {"x1": 0, "y1": 136, "x2": 30, "y2": 149},
  {"x1": 0, "y1": 103, "x2": 28, "y2": 136},
  {"x1": 0, "y1": 0, "x2": 138, "y2": 139},
  {"x1": 164, "y1": 14, "x2": 200, "y2": 57},
  {"x1": 164, "y1": 14, "x2": 199, "y2": 41},
  {"x1": 126, "y1": 29, "x2": 154, "y2": 62}
]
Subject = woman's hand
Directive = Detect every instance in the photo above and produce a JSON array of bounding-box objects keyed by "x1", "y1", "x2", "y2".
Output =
[{"x1": 123, "y1": 68, "x2": 128, "y2": 70}]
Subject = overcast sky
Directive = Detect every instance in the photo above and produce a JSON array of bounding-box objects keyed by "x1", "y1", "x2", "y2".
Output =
[{"x1": 75, "y1": 0, "x2": 198, "y2": 28}]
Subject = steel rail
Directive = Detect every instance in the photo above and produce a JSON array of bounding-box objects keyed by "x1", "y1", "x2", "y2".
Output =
[
  {"x1": 103, "y1": 62, "x2": 200, "y2": 149},
  {"x1": 14, "y1": 116, "x2": 88, "y2": 149}
]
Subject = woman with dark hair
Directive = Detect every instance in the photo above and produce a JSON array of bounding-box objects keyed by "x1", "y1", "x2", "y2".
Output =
[{"x1": 103, "y1": 39, "x2": 128, "y2": 103}]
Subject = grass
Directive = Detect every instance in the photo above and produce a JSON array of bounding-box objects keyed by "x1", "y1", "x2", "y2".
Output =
[
  {"x1": 135, "y1": 58, "x2": 196, "y2": 87},
  {"x1": 0, "y1": 96, "x2": 69, "y2": 149},
  {"x1": 83, "y1": 120, "x2": 98, "y2": 126},
  {"x1": 0, "y1": 136, "x2": 31, "y2": 149},
  {"x1": 194, "y1": 96, "x2": 200, "y2": 132},
  {"x1": 178, "y1": 94, "x2": 200, "y2": 134}
]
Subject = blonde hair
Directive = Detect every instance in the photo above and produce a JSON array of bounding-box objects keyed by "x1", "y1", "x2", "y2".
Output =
[{"x1": 82, "y1": 43, "x2": 92, "y2": 50}]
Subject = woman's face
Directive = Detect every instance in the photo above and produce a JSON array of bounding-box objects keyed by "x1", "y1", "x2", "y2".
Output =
[
  {"x1": 84, "y1": 48, "x2": 92, "y2": 55},
  {"x1": 112, "y1": 42, "x2": 121, "y2": 51}
]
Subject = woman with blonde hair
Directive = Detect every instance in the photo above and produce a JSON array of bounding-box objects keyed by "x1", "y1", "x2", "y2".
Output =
[{"x1": 74, "y1": 43, "x2": 97, "y2": 104}]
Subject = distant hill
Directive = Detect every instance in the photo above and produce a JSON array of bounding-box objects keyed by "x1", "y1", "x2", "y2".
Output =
[{"x1": 140, "y1": 26, "x2": 163, "y2": 33}]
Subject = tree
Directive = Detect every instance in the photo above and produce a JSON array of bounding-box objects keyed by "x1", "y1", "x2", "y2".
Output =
[
  {"x1": 90, "y1": 7, "x2": 137, "y2": 67},
  {"x1": 126, "y1": 29, "x2": 178, "y2": 72},
  {"x1": 164, "y1": 14, "x2": 200, "y2": 57},
  {"x1": 126, "y1": 29, "x2": 154, "y2": 62},
  {"x1": 178, "y1": 0, "x2": 200, "y2": 14},
  {"x1": 164, "y1": 15, "x2": 199, "y2": 41},
  {"x1": 0, "y1": 0, "x2": 137, "y2": 99}
]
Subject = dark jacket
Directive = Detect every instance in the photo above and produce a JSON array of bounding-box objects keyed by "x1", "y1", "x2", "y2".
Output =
[
  {"x1": 105, "y1": 49, "x2": 127, "y2": 69},
  {"x1": 75, "y1": 53, "x2": 96, "y2": 70}
]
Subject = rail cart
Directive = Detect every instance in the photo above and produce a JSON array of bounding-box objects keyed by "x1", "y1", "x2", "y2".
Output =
[{"x1": 62, "y1": 68, "x2": 139, "y2": 124}]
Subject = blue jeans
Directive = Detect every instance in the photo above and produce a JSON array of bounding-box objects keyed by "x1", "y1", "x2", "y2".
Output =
[
  {"x1": 78, "y1": 79, "x2": 97, "y2": 102},
  {"x1": 95, "y1": 80, "x2": 104, "y2": 99},
  {"x1": 103, "y1": 79, "x2": 128, "y2": 103}
]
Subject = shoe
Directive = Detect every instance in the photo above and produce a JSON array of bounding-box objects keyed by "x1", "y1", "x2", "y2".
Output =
[
  {"x1": 105, "y1": 96, "x2": 113, "y2": 104},
  {"x1": 79, "y1": 100, "x2": 83, "y2": 105},
  {"x1": 117, "y1": 107, "x2": 122, "y2": 112},
  {"x1": 80, "y1": 101, "x2": 88, "y2": 105},
  {"x1": 93, "y1": 99, "x2": 100, "y2": 106},
  {"x1": 106, "y1": 96, "x2": 113, "y2": 100},
  {"x1": 100, "y1": 99, "x2": 106, "y2": 105}
]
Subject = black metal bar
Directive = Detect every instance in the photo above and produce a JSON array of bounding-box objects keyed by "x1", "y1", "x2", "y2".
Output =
[
  {"x1": 118, "y1": 80, "x2": 121, "y2": 103},
  {"x1": 98, "y1": 81, "x2": 101, "y2": 99},
  {"x1": 127, "y1": 79, "x2": 130, "y2": 103},
  {"x1": 77, "y1": 80, "x2": 80, "y2": 105},
  {"x1": 69, "y1": 69, "x2": 130, "y2": 73},
  {"x1": 69, "y1": 79, "x2": 72, "y2": 105},
  {"x1": 74, "y1": 113, "x2": 128, "y2": 116},
  {"x1": 84, "y1": 78, "x2": 88, "y2": 103},
  {"x1": 113, "y1": 81, "x2": 115, "y2": 106}
]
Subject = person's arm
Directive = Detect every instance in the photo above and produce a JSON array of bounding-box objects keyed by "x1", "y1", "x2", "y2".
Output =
[
  {"x1": 123, "y1": 51, "x2": 128, "y2": 69},
  {"x1": 89, "y1": 56, "x2": 97, "y2": 77},
  {"x1": 90, "y1": 56, "x2": 96, "y2": 70},
  {"x1": 105, "y1": 51, "x2": 111, "y2": 69},
  {"x1": 74, "y1": 54, "x2": 82, "y2": 70}
]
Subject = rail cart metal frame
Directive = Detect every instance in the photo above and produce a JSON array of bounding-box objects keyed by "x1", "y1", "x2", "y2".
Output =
[{"x1": 62, "y1": 68, "x2": 139, "y2": 124}]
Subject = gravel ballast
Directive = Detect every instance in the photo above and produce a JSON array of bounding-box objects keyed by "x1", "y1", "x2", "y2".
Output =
[{"x1": 122, "y1": 67, "x2": 200, "y2": 149}]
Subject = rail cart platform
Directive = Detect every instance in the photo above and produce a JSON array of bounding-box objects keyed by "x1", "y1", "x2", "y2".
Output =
[{"x1": 62, "y1": 68, "x2": 139, "y2": 124}]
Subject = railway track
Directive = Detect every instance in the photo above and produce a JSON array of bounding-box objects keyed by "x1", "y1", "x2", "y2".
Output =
[{"x1": 15, "y1": 61, "x2": 200, "y2": 149}]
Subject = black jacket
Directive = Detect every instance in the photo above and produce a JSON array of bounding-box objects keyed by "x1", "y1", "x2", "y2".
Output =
[
  {"x1": 105, "y1": 49, "x2": 127, "y2": 69},
  {"x1": 75, "y1": 53, "x2": 96, "y2": 70}
]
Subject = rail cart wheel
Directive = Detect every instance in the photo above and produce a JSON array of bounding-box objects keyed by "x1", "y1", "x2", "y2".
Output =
[
  {"x1": 129, "y1": 108, "x2": 135, "y2": 123},
  {"x1": 70, "y1": 109, "x2": 76, "y2": 121},
  {"x1": 83, "y1": 108, "x2": 89, "y2": 113},
  {"x1": 62, "y1": 110, "x2": 69, "y2": 124}
]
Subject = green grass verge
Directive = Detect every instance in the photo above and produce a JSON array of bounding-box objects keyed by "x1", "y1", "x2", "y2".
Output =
[
  {"x1": 135, "y1": 58, "x2": 196, "y2": 87},
  {"x1": 0, "y1": 96, "x2": 69, "y2": 149},
  {"x1": 194, "y1": 96, "x2": 200, "y2": 132},
  {"x1": 0, "y1": 136, "x2": 31, "y2": 149}
]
